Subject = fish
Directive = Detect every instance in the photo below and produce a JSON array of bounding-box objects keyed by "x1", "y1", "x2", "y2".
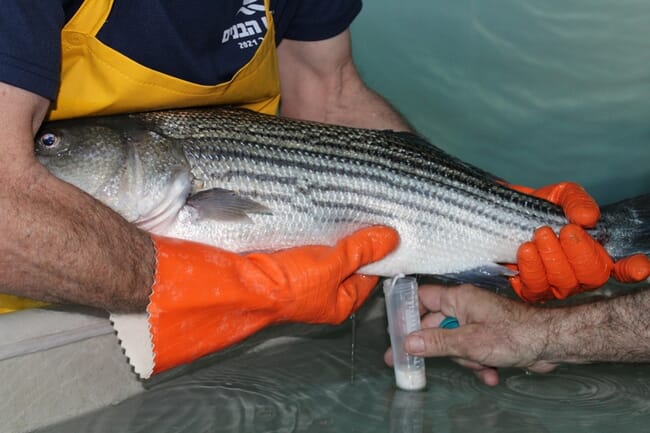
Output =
[{"x1": 35, "y1": 106, "x2": 650, "y2": 286}]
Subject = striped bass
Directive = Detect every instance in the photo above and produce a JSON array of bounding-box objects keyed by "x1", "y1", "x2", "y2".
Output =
[{"x1": 35, "y1": 107, "x2": 650, "y2": 284}]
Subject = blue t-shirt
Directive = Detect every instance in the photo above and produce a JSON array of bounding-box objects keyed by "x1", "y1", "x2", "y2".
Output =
[{"x1": 0, "y1": 0, "x2": 362, "y2": 100}]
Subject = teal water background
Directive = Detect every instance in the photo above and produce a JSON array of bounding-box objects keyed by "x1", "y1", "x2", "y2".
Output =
[{"x1": 352, "y1": 0, "x2": 650, "y2": 204}]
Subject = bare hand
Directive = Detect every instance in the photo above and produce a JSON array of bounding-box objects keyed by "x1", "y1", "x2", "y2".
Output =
[{"x1": 384, "y1": 284, "x2": 559, "y2": 386}]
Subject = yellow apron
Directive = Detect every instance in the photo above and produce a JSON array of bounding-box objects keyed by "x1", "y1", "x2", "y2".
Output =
[
  {"x1": 49, "y1": 0, "x2": 280, "y2": 119},
  {"x1": 2, "y1": 0, "x2": 281, "y2": 313}
]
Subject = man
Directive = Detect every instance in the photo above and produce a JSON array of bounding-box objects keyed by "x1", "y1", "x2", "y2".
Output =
[{"x1": 0, "y1": 0, "x2": 646, "y2": 375}]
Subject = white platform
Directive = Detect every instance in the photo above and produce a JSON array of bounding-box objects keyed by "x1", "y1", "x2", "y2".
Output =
[
  {"x1": 0, "y1": 294, "x2": 389, "y2": 433},
  {"x1": 0, "y1": 307, "x2": 144, "y2": 433}
]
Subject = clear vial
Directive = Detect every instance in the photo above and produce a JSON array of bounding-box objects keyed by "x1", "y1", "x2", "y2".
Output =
[{"x1": 384, "y1": 275, "x2": 426, "y2": 391}]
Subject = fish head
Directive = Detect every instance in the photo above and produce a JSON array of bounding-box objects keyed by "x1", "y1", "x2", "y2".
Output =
[
  {"x1": 35, "y1": 117, "x2": 129, "y2": 199},
  {"x1": 35, "y1": 115, "x2": 193, "y2": 230}
]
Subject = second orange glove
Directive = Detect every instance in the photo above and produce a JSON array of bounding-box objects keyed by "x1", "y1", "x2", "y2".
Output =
[{"x1": 505, "y1": 182, "x2": 650, "y2": 302}]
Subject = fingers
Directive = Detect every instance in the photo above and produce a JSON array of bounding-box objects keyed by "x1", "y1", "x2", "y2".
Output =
[
  {"x1": 416, "y1": 285, "x2": 445, "y2": 313},
  {"x1": 511, "y1": 242, "x2": 550, "y2": 302},
  {"x1": 450, "y1": 357, "x2": 501, "y2": 386},
  {"x1": 323, "y1": 226, "x2": 398, "y2": 324},
  {"x1": 383, "y1": 285, "x2": 558, "y2": 386},
  {"x1": 506, "y1": 181, "x2": 608, "y2": 302},
  {"x1": 384, "y1": 327, "x2": 467, "y2": 365},
  {"x1": 384, "y1": 309, "x2": 451, "y2": 367},
  {"x1": 384, "y1": 347, "x2": 394, "y2": 366},
  {"x1": 340, "y1": 274, "x2": 379, "y2": 318},
  {"x1": 385, "y1": 285, "x2": 467, "y2": 359},
  {"x1": 306, "y1": 274, "x2": 379, "y2": 325},
  {"x1": 421, "y1": 311, "x2": 448, "y2": 329},
  {"x1": 403, "y1": 325, "x2": 503, "y2": 372},
  {"x1": 613, "y1": 254, "x2": 650, "y2": 283},
  {"x1": 502, "y1": 182, "x2": 535, "y2": 195},
  {"x1": 336, "y1": 226, "x2": 399, "y2": 275},
  {"x1": 417, "y1": 284, "x2": 464, "y2": 319},
  {"x1": 507, "y1": 181, "x2": 600, "y2": 227},
  {"x1": 404, "y1": 327, "x2": 461, "y2": 358},
  {"x1": 515, "y1": 227, "x2": 577, "y2": 301},
  {"x1": 385, "y1": 340, "x2": 501, "y2": 386},
  {"x1": 534, "y1": 182, "x2": 600, "y2": 228},
  {"x1": 559, "y1": 224, "x2": 612, "y2": 288},
  {"x1": 534, "y1": 226, "x2": 579, "y2": 297},
  {"x1": 512, "y1": 225, "x2": 613, "y2": 302},
  {"x1": 473, "y1": 367, "x2": 500, "y2": 387}
]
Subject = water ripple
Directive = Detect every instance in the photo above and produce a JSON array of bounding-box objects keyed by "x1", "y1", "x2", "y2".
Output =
[{"x1": 472, "y1": 366, "x2": 650, "y2": 424}]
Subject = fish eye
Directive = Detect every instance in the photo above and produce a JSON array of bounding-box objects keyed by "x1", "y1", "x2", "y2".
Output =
[{"x1": 37, "y1": 132, "x2": 62, "y2": 150}]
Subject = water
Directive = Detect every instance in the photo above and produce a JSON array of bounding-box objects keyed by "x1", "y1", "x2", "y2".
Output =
[
  {"x1": 36, "y1": 295, "x2": 650, "y2": 432},
  {"x1": 351, "y1": 0, "x2": 650, "y2": 204},
  {"x1": 36, "y1": 2, "x2": 650, "y2": 431}
]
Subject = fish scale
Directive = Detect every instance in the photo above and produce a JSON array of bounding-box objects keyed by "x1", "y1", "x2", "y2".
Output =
[{"x1": 37, "y1": 106, "x2": 648, "y2": 282}]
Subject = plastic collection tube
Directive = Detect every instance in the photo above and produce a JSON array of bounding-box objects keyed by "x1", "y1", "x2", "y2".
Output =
[{"x1": 384, "y1": 275, "x2": 426, "y2": 391}]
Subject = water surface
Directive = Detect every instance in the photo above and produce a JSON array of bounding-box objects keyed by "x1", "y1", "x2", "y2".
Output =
[{"x1": 38, "y1": 292, "x2": 650, "y2": 433}]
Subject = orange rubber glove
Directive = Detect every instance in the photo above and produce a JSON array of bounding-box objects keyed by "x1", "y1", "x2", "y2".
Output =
[
  {"x1": 148, "y1": 226, "x2": 399, "y2": 374},
  {"x1": 505, "y1": 182, "x2": 650, "y2": 302}
]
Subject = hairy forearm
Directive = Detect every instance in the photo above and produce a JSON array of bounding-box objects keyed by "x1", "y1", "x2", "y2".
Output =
[
  {"x1": 1, "y1": 169, "x2": 155, "y2": 311},
  {"x1": 0, "y1": 84, "x2": 155, "y2": 312},
  {"x1": 542, "y1": 288, "x2": 650, "y2": 363}
]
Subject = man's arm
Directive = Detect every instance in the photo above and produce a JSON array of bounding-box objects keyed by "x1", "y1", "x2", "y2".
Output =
[
  {"x1": 543, "y1": 287, "x2": 650, "y2": 364},
  {"x1": 0, "y1": 83, "x2": 155, "y2": 311},
  {"x1": 391, "y1": 284, "x2": 650, "y2": 386},
  {"x1": 276, "y1": 29, "x2": 413, "y2": 131}
]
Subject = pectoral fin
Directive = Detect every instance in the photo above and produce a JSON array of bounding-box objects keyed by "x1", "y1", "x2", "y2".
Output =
[{"x1": 186, "y1": 188, "x2": 272, "y2": 222}]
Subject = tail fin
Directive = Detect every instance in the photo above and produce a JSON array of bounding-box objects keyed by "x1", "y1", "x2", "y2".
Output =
[{"x1": 597, "y1": 194, "x2": 650, "y2": 260}]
